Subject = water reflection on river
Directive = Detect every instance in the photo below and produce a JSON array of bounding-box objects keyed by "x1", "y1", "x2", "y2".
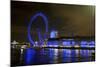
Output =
[{"x1": 23, "y1": 48, "x2": 94, "y2": 65}]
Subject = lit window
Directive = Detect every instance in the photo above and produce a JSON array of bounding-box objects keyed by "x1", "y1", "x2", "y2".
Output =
[
  {"x1": 89, "y1": 41, "x2": 95, "y2": 45},
  {"x1": 80, "y1": 41, "x2": 87, "y2": 47},
  {"x1": 62, "y1": 41, "x2": 71, "y2": 46}
]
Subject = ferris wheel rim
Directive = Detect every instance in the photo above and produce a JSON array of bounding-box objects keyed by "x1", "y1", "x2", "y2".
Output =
[{"x1": 28, "y1": 12, "x2": 48, "y2": 46}]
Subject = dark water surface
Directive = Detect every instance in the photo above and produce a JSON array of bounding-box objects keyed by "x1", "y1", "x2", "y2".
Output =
[{"x1": 11, "y1": 48, "x2": 95, "y2": 66}]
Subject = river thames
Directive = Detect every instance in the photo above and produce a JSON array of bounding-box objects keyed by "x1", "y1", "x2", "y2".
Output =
[{"x1": 11, "y1": 46, "x2": 95, "y2": 66}]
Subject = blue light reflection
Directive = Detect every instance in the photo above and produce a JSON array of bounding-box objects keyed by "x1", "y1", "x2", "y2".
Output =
[{"x1": 24, "y1": 48, "x2": 36, "y2": 65}]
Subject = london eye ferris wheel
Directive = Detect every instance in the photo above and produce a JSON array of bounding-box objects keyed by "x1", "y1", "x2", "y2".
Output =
[{"x1": 28, "y1": 12, "x2": 49, "y2": 47}]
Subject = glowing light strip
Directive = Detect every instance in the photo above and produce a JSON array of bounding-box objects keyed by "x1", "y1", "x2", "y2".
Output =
[{"x1": 28, "y1": 12, "x2": 48, "y2": 46}]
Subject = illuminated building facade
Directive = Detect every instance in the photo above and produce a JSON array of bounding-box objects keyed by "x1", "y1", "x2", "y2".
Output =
[{"x1": 50, "y1": 30, "x2": 58, "y2": 38}]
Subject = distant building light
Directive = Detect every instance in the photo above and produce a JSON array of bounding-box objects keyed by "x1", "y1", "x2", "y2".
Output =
[
  {"x1": 35, "y1": 41, "x2": 38, "y2": 45},
  {"x1": 80, "y1": 41, "x2": 88, "y2": 47},
  {"x1": 80, "y1": 41, "x2": 87, "y2": 45},
  {"x1": 50, "y1": 30, "x2": 58, "y2": 38},
  {"x1": 11, "y1": 40, "x2": 19, "y2": 44},
  {"x1": 62, "y1": 40, "x2": 75, "y2": 46},
  {"x1": 62, "y1": 41, "x2": 70, "y2": 45},
  {"x1": 21, "y1": 45, "x2": 27, "y2": 49},
  {"x1": 89, "y1": 41, "x2": 95, "y2": 45},
  {"x1": 89, "y1": 41, "x2": 95, "y2": 47}
]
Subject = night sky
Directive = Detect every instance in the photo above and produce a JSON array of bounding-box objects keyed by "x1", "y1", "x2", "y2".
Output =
[{"x1": 11, "y1": 1, "x2": 95, "y2": 42}]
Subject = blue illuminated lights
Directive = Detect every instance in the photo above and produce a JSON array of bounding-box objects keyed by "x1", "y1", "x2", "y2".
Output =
[
  {"x1": 26, "y1": 12, "x2": 95, "y2": 64},
  {"x1": 28, "y1": 12, "x2": 48, "y2": 47},
  {"x1": 24, "y1": 48, "x2": 36, "y2": 65},
  {"x1": 62, "y1": 39, "x2": 75, "y2": 46},
  {"x1": 50, "y1": 30, "x2": 58, "y2": 38},
  {"x1": 47, "y1": 41, "x2": 59, "y2": 47},
  {"x1": 89, "y1": 41, "x2": 95, "y2": 47},
  {"x1": 27, "y1": 12, "x2": 49, "y2": 64},
  {"x1": 80, "y1": 41, "x2": 87, "y2": 47}
]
